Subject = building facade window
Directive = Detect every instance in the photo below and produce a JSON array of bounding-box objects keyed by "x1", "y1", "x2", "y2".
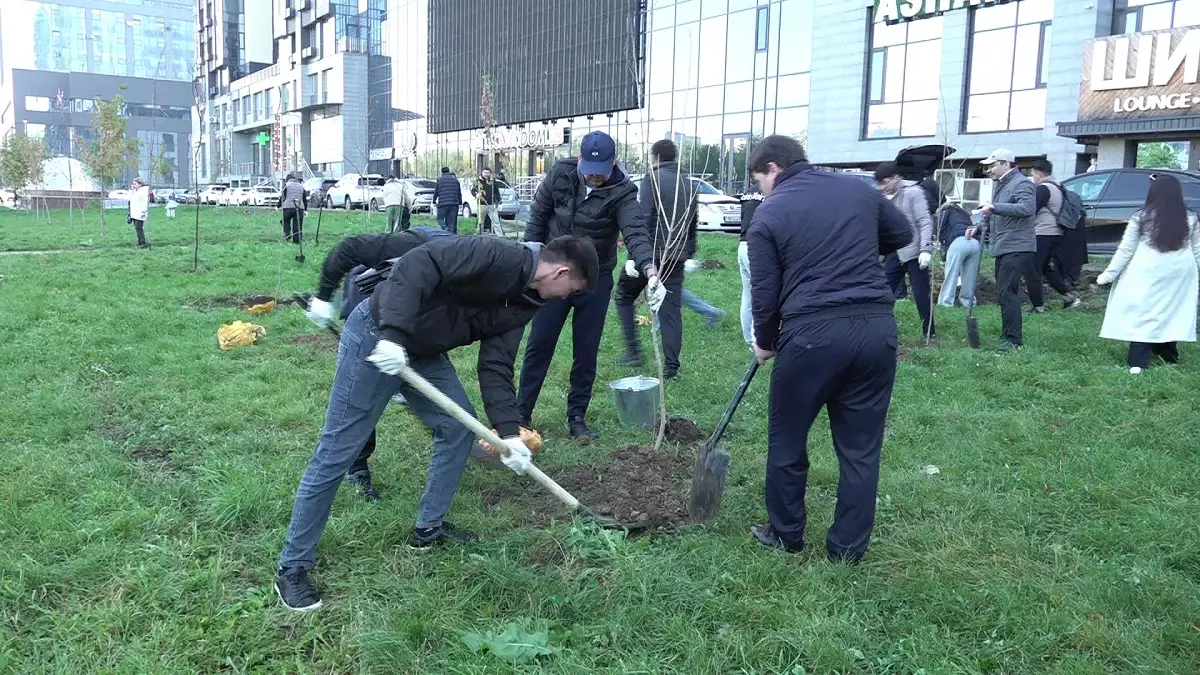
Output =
[
  {"x1": 864, "y1": 14, "x2": 943, "y2": 139},
  {"x1": 1116, "y1": 0, "x2": 1200, "y2": 33},
  {"x1": 964, "y1": 0, "x2": 1053, "y2": 133},
  {"x1": 755, "y1": 6, "x2": 769, "y2": 52}
]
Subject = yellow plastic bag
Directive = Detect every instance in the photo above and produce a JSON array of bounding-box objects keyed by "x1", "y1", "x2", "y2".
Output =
[
  {"x1": 217, "y1": 321, "x2": 266, "y2": 351},
  {"x1": 245, "y1": 300, "x2": 276, "y2": 316}
]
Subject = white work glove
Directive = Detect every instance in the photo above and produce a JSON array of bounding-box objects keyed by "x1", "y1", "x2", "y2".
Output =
[
  {"x1": 647, "y1": 276, "x2": 667, "y2": 313},
  {"x1": 624, "y1": 259, "x2": 640, "y2": 278},
  {"x1": 305, "y1": 297, "x2": 334, "y2": 328},
  {"x1": 683, "y1": 259, "x2": 700, "y2": 273},
  {"x1": 918, "y1": 252, "x2": 932, "y2": 270},
  {"x1": 366, "y1": 339, "x2": 408, "y2": 375},
  {"x1": 1096, "y1": 271, "x2": 1115, "y2": 286},
  {"x1": 499, "y1": 436, "x2": 532, "y2": 474}
]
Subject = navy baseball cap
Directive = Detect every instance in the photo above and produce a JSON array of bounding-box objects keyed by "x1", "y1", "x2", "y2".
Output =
[{"x1": 578, "y1": 131, "x2": 616, "y2": 176}]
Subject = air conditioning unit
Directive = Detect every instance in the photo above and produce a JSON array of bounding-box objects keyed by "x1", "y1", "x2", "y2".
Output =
[
  {"x1": 934, "y1": 168, "x2": 967, "y2": 202},
  {"x1": 960, "y1": 178, "x2": 994, "y2": 211}
]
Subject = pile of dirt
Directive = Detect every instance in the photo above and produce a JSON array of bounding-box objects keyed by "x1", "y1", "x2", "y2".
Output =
[
  {"x1": 661, "y1": 416, "x2": 704, "y2": 444},
  {"x1": 699, "y1": 259, "x2": 725, "y2": 270},
  {"x1": 482, "y1": 444, "x2": 693, "y2": 531}
]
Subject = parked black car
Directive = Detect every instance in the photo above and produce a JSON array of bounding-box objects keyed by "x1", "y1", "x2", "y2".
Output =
[{"x1": 1061, "y1": 168, "x2": 1200, "y2": 254}]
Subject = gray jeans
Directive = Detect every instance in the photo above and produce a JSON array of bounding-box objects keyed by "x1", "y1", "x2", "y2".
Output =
[
  {"x1": 938, "y1": 236, "x2": 982, "y2": 308},
  {"x1": 279, "y1": 301, "x2": 482, "y2": 570}
]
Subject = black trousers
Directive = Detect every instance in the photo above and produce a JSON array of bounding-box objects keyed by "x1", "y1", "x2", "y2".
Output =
[
  {"x1": 1128, "y1": 342, "x2": 1180, "y2": 368},
  {"x1": 436, "y1": 204, "x2": 458, "y2": 233},
  {"x1": 766, "y1": 313, "x2": 898, "y2": 562},
  {"x1": 349, "y1": 429, "x2": 375, "y2": 474},
  {"x1": 1058, "y1": 225, "x2": 1088, "y2": 286},
  {"x1": 899, "y1": 259, "x2": 935, "y2": 338},
  {"x1": 132, "y1": 219, "x2": 147, "y2": 247},
  {"x1": 1026, "y1": 235, "x2": 1071, "y2": 308},
  {"x1": 614, "y1": 271, "x2": 685, "y2": 373},
  {"x1": 518, "y1": 272, "x2": 615, "y2": 422},
  {"x1": 995, "y1": 252, "x2": 1031, "y2": 346},
  {"x1": 883, "y1": 253, "x2": 907, "y2": 299},
  {"x1": 283, "y1": 208, "x2": 304, "y2": 243}
]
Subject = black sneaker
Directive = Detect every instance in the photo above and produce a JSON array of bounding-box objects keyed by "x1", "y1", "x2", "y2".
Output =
[
  {"x1": 749, "y1": 523, "x2": 803, "y2": 553},
  {"x1": 664, "y1": 368, "x2": 679, "y2": 379},
  {"x1": 407, "y1": 521, "x2": 478, "y2": 550},
  {"x1": 616, "y1": 352, "x2": 644, "y2": 368},
  {"x1": 346, "y1": 469, "x2": 381, "y2": 502},
  {"x1": 568, "y1": 416, "x2": 599, "y2": 443},
  {"x1": 997, "y1": 341, "x2": 1021, "y2": 353},
  {"x1": 275, "y1": 567, "x2": 323, "y2": 612}
]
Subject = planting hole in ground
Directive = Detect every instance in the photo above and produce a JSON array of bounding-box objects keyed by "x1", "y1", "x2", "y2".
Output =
[
  {"x1": 187, "y1": 294, "x2": 277, "y2": 310},
  {"x1": 482, "y1": 444, "x2": 693, "y2": 531}
]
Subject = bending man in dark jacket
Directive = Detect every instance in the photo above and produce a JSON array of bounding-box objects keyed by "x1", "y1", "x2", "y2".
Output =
[
  {"x1": 518, "y1": 130, "x2": 658, "y2": 441},
  {"x1": 614, "y1": 139, "x2": 698, "y2": 377},
  {"x1": 277, "y1": 234, "x2": 600, "y2": 612},
  {"x1": 746, "y1": 135, "x2": 912, "y2": 564},
  {"x1": 303, "y1": 227, "x2": 454, "y2": 500}
]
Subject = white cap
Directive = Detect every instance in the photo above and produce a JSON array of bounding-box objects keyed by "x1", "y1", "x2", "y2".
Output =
[{"x1": 980, "y1": 149, "x2": 1016, "y2": 165}]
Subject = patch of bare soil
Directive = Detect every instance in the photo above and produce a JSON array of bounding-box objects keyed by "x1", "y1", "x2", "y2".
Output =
[
  {"x1": 130, "y1": 444, "x2": 172, "y2": 469},
  {"x1": 699, "y1": 259, "x2": 726, "y2": 270},
  {"x1": 661, "y1": 416, "x2": 704, "y2": 444},
  {"x1": 482, "y1": 444, "x2": 693, "y2": 532},
  {"x1": 187, "y1": 294, "x2": 277, "y2": 310},
  {"x1": 286, "y1": 332, "x2": 339, "y2": 350}
]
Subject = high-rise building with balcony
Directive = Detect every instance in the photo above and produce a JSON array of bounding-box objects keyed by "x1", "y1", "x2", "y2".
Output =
[{"x1": 0, "y1": 0, "x2": 196, "y2": 187}]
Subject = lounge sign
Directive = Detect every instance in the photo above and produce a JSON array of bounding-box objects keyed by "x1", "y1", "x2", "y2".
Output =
[
  {"x1": 873, "y1": 0, "x2": 1020, "y2": 24},
  {"x1": 1079, "y1": 28, "x2": 1200, "y2": 121}
]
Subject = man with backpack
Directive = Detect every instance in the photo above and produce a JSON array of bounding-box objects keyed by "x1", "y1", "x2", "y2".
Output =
[{"x1": 1027, "y1": 159, "x2": 1083, "y2": 313}]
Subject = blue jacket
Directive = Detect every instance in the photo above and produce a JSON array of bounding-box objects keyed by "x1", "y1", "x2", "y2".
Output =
[
  {"x1": 434, "y1": 172, "x2": 461, "y2": 207},
  {"x1": 747, "y1": 163, "x2": 913, "y2": 350}
]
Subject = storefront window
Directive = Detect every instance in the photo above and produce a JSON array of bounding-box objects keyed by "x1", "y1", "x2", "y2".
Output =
[
  {"x1": 964, "y1": 0, "x2": 1053, "y2": 133},
  {"x1": 864, "y1": 14, "x2": 943, "y2": 139},
  {"x1": 1117, "y1": 0, "x2": 1200, "y2": 33}
]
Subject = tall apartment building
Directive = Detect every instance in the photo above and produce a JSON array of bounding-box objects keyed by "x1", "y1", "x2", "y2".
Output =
[
  {"x1": 193, "y1": 0, "x2": 391, "y2": 186},
  {"x1": 0, "y1": 0, "x2": 195, "y2": 187}
]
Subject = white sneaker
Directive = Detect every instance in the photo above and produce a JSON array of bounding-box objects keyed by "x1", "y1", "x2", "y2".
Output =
[
  {"x1": 1129, "y1": 367, "x2": 1143, "y2": 375},
  {"x1": 391, "y1": 393, "x2": 407, "y2": 405}
]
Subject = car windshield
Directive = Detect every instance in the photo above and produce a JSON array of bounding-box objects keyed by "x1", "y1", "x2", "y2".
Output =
[
  {"x1": 688, "y1": 178, "x2": 722, "y2": 194},
  {"x1": 366, "y1": 177, "x2": 386, "y2": 187}
]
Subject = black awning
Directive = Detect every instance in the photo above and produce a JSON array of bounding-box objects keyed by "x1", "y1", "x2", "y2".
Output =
[{"x1": 1058, "y1": 115, "x2": 1200, "y2": 140}]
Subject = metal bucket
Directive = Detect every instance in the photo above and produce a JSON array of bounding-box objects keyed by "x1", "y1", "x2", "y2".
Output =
[{"x1": 609, "y1": 376, "x2": 660, "y2": 429}]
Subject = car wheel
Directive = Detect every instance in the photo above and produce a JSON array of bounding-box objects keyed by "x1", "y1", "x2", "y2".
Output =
[
  {"x1": 370, "y1": 198, "x2": 379, "y2": 211},
  {"x1": 343, "y1": 197, "x2": 351, "y2": 210},
  {"x1": 461, "y1": 203, "x2": 473, "y2": 217}
]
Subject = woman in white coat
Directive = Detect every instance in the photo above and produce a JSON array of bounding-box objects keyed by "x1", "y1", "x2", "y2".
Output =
[
  {"x1": 127, "y1": 178, "x2": 150, "y2": 249},
  {"x1": 1097, "y1": 174, "x2": 1200, "y2": 373}
]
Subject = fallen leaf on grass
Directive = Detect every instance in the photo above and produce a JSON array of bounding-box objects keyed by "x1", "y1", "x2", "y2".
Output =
[
  {"x1": 635, "y1": 315, "x2": 652, "y2": 326},
  {"x1": 462, "y1": 624, "x2": 558, "y2": 662}
]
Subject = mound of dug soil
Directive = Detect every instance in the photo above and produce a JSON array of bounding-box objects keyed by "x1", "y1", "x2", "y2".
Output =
[
  {"x1": 188, "y1": 294, "x2": 278, "y2": 310},
  {"x1": 661, "y1": 416, "x2": 704, "y2": 444},
  {"x1": 699, "y1": 259, "x2": 725, "y2": 270},
  {"x1": 482, "y1": 444, "x2": 693, "y2": 531}
]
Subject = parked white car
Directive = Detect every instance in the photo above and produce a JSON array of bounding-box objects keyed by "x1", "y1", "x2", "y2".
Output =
[
  {"x1": 199, "y1": 185, "x2": 228, "y2": 205},
  {"x1": 107, "y1": 189, "x2": 131, "y2": 201},
  {"x1": 692, "y1": 179, "x2": 742, "y2": 232},
  {"x1": 248, "y1": 184, "x2": 279, "y2": 207},
  {"x1": 326, "y1": 173, "x2": 386, "y2": 210},
  {"x1": 221, "y1": 187, "x2": 251, "y2": 206}
]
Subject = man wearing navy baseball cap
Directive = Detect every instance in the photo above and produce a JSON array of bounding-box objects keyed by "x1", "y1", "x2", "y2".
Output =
[{"x1": 520, "y1": 130, "x2": 659, "y2": 441}]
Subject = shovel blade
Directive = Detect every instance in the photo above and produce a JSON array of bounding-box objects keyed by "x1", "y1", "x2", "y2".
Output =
[
  {"x1": 965, "y1": 315, "x2": 980, "y2": 349},
  {"x1": 689, "y1": 446, "x2": 731, "y2": 523}
]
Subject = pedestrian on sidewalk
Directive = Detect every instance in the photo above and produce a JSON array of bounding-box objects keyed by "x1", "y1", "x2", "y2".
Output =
[{"x1": 1097, "y1": 174, "x2": 1200, "y2": 374}]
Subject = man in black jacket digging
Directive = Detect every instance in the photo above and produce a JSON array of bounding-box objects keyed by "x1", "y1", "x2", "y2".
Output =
[
  {"x1": 277, "y1": 234, "x2": 599, "y2": 612},
  {"x1": 518, "y1": 131, "x2": 659, "y2": 441},
  {"x1": 303, "y1": 227, "x2": 454, "y2": 500},
  {"x1": 614, "y1": 139, "x2": 699, "y2": 378},
  {"x1": 746, "y1": 135, "x2": 912, "y2": 564}
]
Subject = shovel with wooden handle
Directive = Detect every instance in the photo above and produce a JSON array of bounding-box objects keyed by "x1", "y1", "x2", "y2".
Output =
[
  {"x1": 690, "y1": 358, "x2": 759, "y2": 523},
  {"x1": 396, "y1": 364, "x2": 620, "y2": 528}
]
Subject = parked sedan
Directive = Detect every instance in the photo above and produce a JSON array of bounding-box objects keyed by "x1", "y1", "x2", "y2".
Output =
[
  {"x1": 199, "y1": 185, "x2": 228, "y2": 205},
  {"x1": 1061, "y1": 168, "x2": 1200, "y2": 254},
  {"x1": 248, "y1": 184, "x2": 280, "y2": 207}
]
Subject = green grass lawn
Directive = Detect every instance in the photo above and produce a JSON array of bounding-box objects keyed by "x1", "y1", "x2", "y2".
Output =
[{"x1": 1, "y1": 207, "x2": 1197, "y2": 673}]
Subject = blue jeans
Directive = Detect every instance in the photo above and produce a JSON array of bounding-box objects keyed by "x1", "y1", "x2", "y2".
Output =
[
  {"x1": 938, "y1": 236, "x2": 982, "y2": 308},
  {"x1": 436, "y1": 204, "x2": 458, "y2": 233},
  {"x1": 681, "y1": 289, "x2": 724, "y2": 325},
  {"x1": 279, "y1": 301, "x2": 482, "y2": 570}
]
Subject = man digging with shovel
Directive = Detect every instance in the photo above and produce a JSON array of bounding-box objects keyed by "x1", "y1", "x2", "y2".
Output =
[{"x1": 276, "y1": 234, "x2": 600, "y2": 612}]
